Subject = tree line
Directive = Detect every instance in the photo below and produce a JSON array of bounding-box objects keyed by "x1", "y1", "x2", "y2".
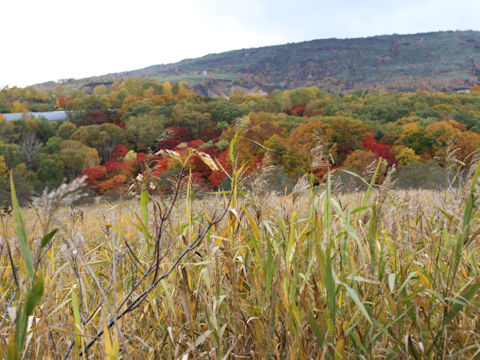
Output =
[{"x1": 2, "y1": 80, "x2": 480, "y2": 202}]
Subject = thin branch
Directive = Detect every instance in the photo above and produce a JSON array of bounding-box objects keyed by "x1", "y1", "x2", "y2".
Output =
[{"x1": 80, "y1": 202, "x2": 229, "y2": 354}]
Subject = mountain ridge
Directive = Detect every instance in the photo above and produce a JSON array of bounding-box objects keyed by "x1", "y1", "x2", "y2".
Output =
[{"x1": 34, "y1": 30, "x2": 480, "y2": 95}]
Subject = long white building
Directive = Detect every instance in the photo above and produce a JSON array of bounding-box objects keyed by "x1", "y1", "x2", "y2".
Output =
[{"x1": 1, "y1": 111, "x2": 69, "y2": 121}]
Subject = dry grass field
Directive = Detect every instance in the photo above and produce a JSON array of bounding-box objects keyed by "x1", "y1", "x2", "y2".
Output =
[{"x1": 1, "y1": 164, "x2": 480, "y2": 359}]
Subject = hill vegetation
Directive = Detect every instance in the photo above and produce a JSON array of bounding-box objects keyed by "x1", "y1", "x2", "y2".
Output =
[{"x1": 33, "y1": 30, "x2": 480, "y2": 94}]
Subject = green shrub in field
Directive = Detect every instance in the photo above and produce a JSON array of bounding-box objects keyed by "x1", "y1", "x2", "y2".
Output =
[{"x1": 394, "y1": 160, "x2": 446, "y2": 189}]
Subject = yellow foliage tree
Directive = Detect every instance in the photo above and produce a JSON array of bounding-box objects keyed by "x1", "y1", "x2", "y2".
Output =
[
  {"x1": 162, "y1": 82, "x2": 173, "y2": 97},
  {"x1": 390, "y1": 145, "x2": 421, "y2": 165},
  {"x1": 398, "y1": 122, "x2": 433, "y2": 155},
  {"x1": 343, "y1": 150, "x2": 376, "y2": 173},
  {"x1": 455, "y1": 131, "x2": 480, "y2": 166},
  {"x1": 124, "y1": 150, "x2": 137, "y2": 163},
  {"x1": 283, "y1": 120, "x2": 333, "y2": 174},
  {"x1": 425, "y1": 120, "x2": 465, "y2": 153},
  {"x1": 470, "y1": 84, "x2": 480, "y2": 93},
  {"x1": 396, "y1": 115, "x2": 421, "y2": 126},
  {"x1": 11, "y1": 101, "x2": 29, "y2": 113},
  {"x1": 93, "y1": 84, "x2": 107, "y2": 96}
]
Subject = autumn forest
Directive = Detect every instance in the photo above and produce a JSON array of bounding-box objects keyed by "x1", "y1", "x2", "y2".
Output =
[{"x1": 0, "y1": 79, "x2": 480, "y2": 202}]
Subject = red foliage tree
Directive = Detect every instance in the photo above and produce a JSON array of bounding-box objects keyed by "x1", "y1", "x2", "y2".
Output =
[
  {"x1": 201, "y1": 145, "x2": 222, "y2": 159},
  {"x1": 86, "y1": 110, "x2": 109, "y2": 125},
  {"x1": 56, "y1": 96, "x2": 74, "y2": 109},
  {"x1": 81, "y1": 166, "x2": 107, "y2": 187},
  {"x1": 187, "y1": 139, "x2": 204, "y2": 148},
  {"x1": 362, "y1": 133, "x2": 394, "y2": 164},
  {"x1": 111, "y1": 144, "x2": 129, "y2": 160},
  {"x1": 285, "y1": 104, "x2": 306, "y2": 116},
  {"x1": 103, "y1": 160, "x2": 133, "y2": 175},
  {"x1": 189, "y1": 171, "x2": 208, "y2": 189},
  {"x1": 208, "y1": 171, "x2": 227, "y2": 188},
  {"x1": 95, "y1": 174, "x2": 129, "y2": 195},
  {"x1": 81, "y1": 149, "x2": 137, "y2": 195}
]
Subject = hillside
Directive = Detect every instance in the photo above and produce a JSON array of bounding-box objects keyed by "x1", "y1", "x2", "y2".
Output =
[{"x1": 34, "y1": 30, "x2": 480, "y2": 94}]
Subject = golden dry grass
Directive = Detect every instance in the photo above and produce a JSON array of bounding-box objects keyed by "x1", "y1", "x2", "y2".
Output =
[{"x1": 1, "y1": 176, "x2": 480, "y2": 359}]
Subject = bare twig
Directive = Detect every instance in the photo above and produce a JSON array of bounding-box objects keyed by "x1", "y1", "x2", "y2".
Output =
[
  {"x1": 61, "y1": 169, "x2": 231, "y2": 358},
  {"x1": 80, "y1": 199, "x2": 230, "y2": 355}
]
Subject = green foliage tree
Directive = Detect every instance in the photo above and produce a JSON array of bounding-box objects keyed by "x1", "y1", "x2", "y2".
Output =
[
  {"x1": 42, "y1": 136, "x2": 64, "y2": 154},
  {"x1": 288, "y1": 87, "x2": 319, "y2": 105},
  {"x1": 58, "y1": 140, "x2": 100, "y2": 180},
  {"x1": 0, "y1": 155, "x2": 8, "y2": 177},
  {"x1": 121, "y1": 100, "x2": 154, "y2": 121},
  {"x1": 57, "y1": 121, "x2": 77, "y2": 139},
  {"x1": 0, "y1": 165, "x2": 34, "y2": 204},
  {"x1": 37, "y1": 154, "x2": 65, "y2": 189},
  {"x1": 170, "y1": 102, "x2": 214, "y2": 139},
  {"x1": 32, "y1": 118, "x2": 57, "y2": 144},
  {"x1": 70, "y1": 124, "x2": 125, "y2": 161},
  {"x1": 125, "y1": 114, "x2": 167, "y2": 151},
  {"x1": 0, "y1": 92, "x2": 9, "y2": 113},
  {"x1": 0, "y1": 119, "x2": 33, "y2": 144},
  {"x1": 0, "y1": 142, "x2": 21, "y2": 168},
  {"x1": 207, "y1": 98, "x2": 247, "y2": 124}
]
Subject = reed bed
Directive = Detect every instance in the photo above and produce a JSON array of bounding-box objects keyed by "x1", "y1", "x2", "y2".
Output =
[{"x1": 0, "y1": 166, "x2": 480, "y2": 359}]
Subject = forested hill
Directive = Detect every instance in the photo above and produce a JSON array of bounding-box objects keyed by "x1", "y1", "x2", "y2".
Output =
[{"x1": 35, "y1": 30, "x2": 480, "y2": 94}]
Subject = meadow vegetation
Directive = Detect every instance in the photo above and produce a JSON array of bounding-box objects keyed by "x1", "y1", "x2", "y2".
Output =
[{"x1": 1, "y1": 154, "x2": 480, "y2": 358}]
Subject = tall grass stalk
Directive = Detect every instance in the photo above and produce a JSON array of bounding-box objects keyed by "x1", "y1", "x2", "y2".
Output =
[{"x1": 0, "y1": 161, "x2": 480, "y2": 358}]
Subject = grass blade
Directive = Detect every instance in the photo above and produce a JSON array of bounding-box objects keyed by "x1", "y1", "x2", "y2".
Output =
[
  {"x1": 10, "y1": 172, "x2": 34, "y2": 281},
  {"x1": 361, "y1": 158, "x2": 382, "y2": 208},
  {"x1": 40, "y1": 229, "x2": 58, "y2": 248},
  {"x1": 444, "y1": 281, "x2": 480, "y2": 325},
  {"x1": 25, "y1": 273, "x2": 43, "y2": 317},
  {"x1": 342, "y1": 282, "x2": 372, "y2": 324},
  {"x1": 309, "y1": 313, "x2": 325, "y2": 347},
  {"x1": 140, "y1": 189, "x2": 149, "y2": 229}
]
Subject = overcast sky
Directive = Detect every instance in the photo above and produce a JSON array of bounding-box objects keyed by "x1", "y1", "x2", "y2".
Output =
[{"x1": 1, "y1": 0, "x2": 479, "y2": 88}]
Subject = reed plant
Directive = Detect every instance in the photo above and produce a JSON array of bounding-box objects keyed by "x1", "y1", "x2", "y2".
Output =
[{"x1": 0, "y1": 154, "x2": 479, "y2": 358}]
